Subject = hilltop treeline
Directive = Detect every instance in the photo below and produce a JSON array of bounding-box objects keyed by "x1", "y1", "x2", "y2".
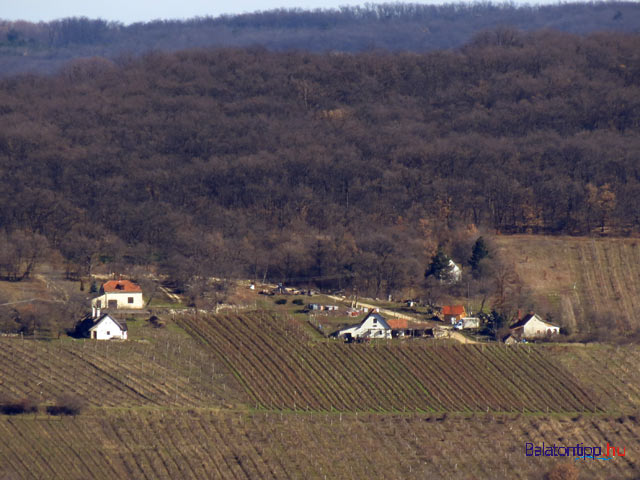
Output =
[
  {"x1": 1, "y1": 2, "x2": 640, "y2": 75},
  {"x1": 1, "y1": 30, "x2": 640, "y2": 296}
]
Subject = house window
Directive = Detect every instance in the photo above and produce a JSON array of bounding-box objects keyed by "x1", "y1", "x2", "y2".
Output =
[
  {"x1": 128, "y1": 297, "x2": 134, "y2": 304},
  {"x1": 106, "y1": 331, "x2": 110, "y2": 335}
]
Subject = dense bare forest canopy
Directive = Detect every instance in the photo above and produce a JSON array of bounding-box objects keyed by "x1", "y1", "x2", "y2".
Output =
[
  {"x1": 0, "y1": 2, "x2": 639, "y2": 76},
  {"x1": 1, "y1": 29, "x2": 640, "y2": 295}
]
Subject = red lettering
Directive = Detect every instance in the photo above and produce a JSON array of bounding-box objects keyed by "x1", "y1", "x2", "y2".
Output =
[{"x1": 606, "y1": 443, "x2": 615, "y2": 457}]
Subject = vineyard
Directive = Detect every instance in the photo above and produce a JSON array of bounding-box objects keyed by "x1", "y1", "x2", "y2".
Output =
[
  {"x1": 545, "y1": 343, "x2": 640, "y2": 413},
  {"x1": 177, "y1": 312, "x2": 600, "y2": 413},
  {"x1": 494, "y1": 235, "x2": 640, "y2": 336},
  {"x1": 0, "y1": 409, "x2": 638, "y2": 480},
  {"x1": 0, "y1": 323, "x2": 244, "y2": 408}
]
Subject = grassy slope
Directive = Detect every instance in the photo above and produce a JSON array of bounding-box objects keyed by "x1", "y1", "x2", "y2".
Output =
[{"x1": 493, "y1": 235, "x2": 640, "y2": 335}]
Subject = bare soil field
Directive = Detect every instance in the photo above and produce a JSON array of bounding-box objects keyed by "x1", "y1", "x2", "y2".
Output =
[
  {"x1": 493, "y1": 235, "x2": 640, "y2": 336},
  {"x1": 0, "y1": 409, "x2": 638, "y2": 480}
]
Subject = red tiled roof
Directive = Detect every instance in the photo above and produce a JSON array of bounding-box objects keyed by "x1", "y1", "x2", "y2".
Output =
[
  {"x1": 442, "y1": 305, "x2": 466, "y2": 316},
  {"x1": 102, "y1": 280, "x2": 142, "y2": 293},
  {"x1": 387, "y1": 318, "x2": 408, "y2": 329}
]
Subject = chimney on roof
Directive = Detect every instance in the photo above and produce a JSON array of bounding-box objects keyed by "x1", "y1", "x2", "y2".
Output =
[
  {"x1": 96, "y1": 307, "x2": 101, "y2": 318},
  {"x1": 92, "y1": 306, "x2": 96, "y2": 318}
]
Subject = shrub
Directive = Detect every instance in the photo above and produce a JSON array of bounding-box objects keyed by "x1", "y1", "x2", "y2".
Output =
[
  {"x1": 274, "y1": 299, "x2": 287, "y2": 305},
  {"x1": 292, "y1": 299, "x2": 304, "y2": 305},
  {"x1": 0, "y1": 397, "x2": 38, "y2": 415},
  {"x1": 149, "y1": 315, "x2": 165, "y2": 328},
  {"x1": 46, "y1": 394, "x2": 85, "y2": 416}
]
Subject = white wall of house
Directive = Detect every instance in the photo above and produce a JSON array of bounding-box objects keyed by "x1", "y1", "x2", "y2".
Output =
[
  {"x1": 339, "y1": 314, "x2": 391, "y2": 339},
  {"x1": 89, "y1": 316, "x2": 127, "y2": 340},
  {"x1": 522, "y1": 315, "x2": 560, "y2": 338},
  {"x1": 91, "y1": 292, "x2": 144, "y2": 309}
]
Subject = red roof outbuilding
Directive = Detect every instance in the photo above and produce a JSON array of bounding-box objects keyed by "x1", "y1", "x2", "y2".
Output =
[
  {"x1": 387, "y1": 318, "x2": 409, "y2": 329},
  {"x1": 442, "y1": 305, "x2": 466, "y2": 316}
]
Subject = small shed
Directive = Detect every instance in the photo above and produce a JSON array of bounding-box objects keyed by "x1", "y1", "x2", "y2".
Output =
[
  {"x1": 442, "y1": 305, "x2": 467, "y2": 325},
  {"x1": 88, "y1": 314, "x2": 128, "y2": 340},
  {"x1": 503, "y1": 334, "x2": 519, "y2": 345},
  {"x1": 387, "y1": 318, "x2": 409, "y2": 330}
]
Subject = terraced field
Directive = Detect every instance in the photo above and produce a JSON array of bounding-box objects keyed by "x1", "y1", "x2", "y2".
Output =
[
  {"x1": 178, "y1": 312, "x2": 601, "y2": 413},
  {"x1": 0, "y1": 323, "x2": 244, "y2": 408},
  {"x1": 0, "y1": 409, "x2": 638, "y2": 480}
]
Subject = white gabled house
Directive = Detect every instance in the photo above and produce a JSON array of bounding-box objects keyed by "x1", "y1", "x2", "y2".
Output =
[
  {"x1": 91, "y1": 280, "x2": 144, "y2": 310},
  {"x1": 509, "y1": 313, "x2": 560, "y2": 339},
  {"x1": 333, "y1": 310, "x2": 392, "y2": 340},
  {"x1": 88, "y1": 314, "x2": 128, "y2": 340}
]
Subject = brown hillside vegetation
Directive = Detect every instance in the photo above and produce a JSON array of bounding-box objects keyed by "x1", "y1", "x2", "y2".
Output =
[
  {"x1": 494, "y1": 235, "x2": 640, "y2": 336},
  {"x1": 178, "y1": 312, "x2": 601, "y2": 413},
  {"x1": 0, "y1": 410, "x2": 638, "y2": 480},
  {"x1": 2, "y1": 33, "x2": 640, "y2": 297}
]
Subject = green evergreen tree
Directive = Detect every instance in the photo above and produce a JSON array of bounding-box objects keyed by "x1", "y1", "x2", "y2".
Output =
[
  {"x1": 469, "y1": 236, "x2": 489, "y2": 271},
  {"x1": 425, "y1": 250, "x2": 450, "y2": 280}
]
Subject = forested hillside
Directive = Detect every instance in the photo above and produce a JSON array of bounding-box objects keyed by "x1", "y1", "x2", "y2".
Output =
[
  {"x1": 1, "y1": 31, "x2": 640, "y2": 297},
  {"x1": 1, "y1": 2, "x2": 639, "y2": 76}
]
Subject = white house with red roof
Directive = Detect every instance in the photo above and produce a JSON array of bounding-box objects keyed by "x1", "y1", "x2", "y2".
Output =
[{"x1": 91, "y1": 280, "x2": 144, "y2": 310}]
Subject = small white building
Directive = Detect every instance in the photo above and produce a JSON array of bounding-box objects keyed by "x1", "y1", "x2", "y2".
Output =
[
  {"x1": 88, "y1": 314, "x2": 128, "y2": 340},
  {"x1": 91, "y1": 280, "x2": 144, "y2": 310},
  {"x1": 503, "y1": 334, "x2": 519, "y2": 345},
  {"x1": 334, "y1": 311, "x2": 392, "y2": 340},
  {"x1": 447, "y1": 260, "x2": 462, "y2": 283},
  {"x1": 510, "y1": 313, "x2": 560, "y2": 339}
]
